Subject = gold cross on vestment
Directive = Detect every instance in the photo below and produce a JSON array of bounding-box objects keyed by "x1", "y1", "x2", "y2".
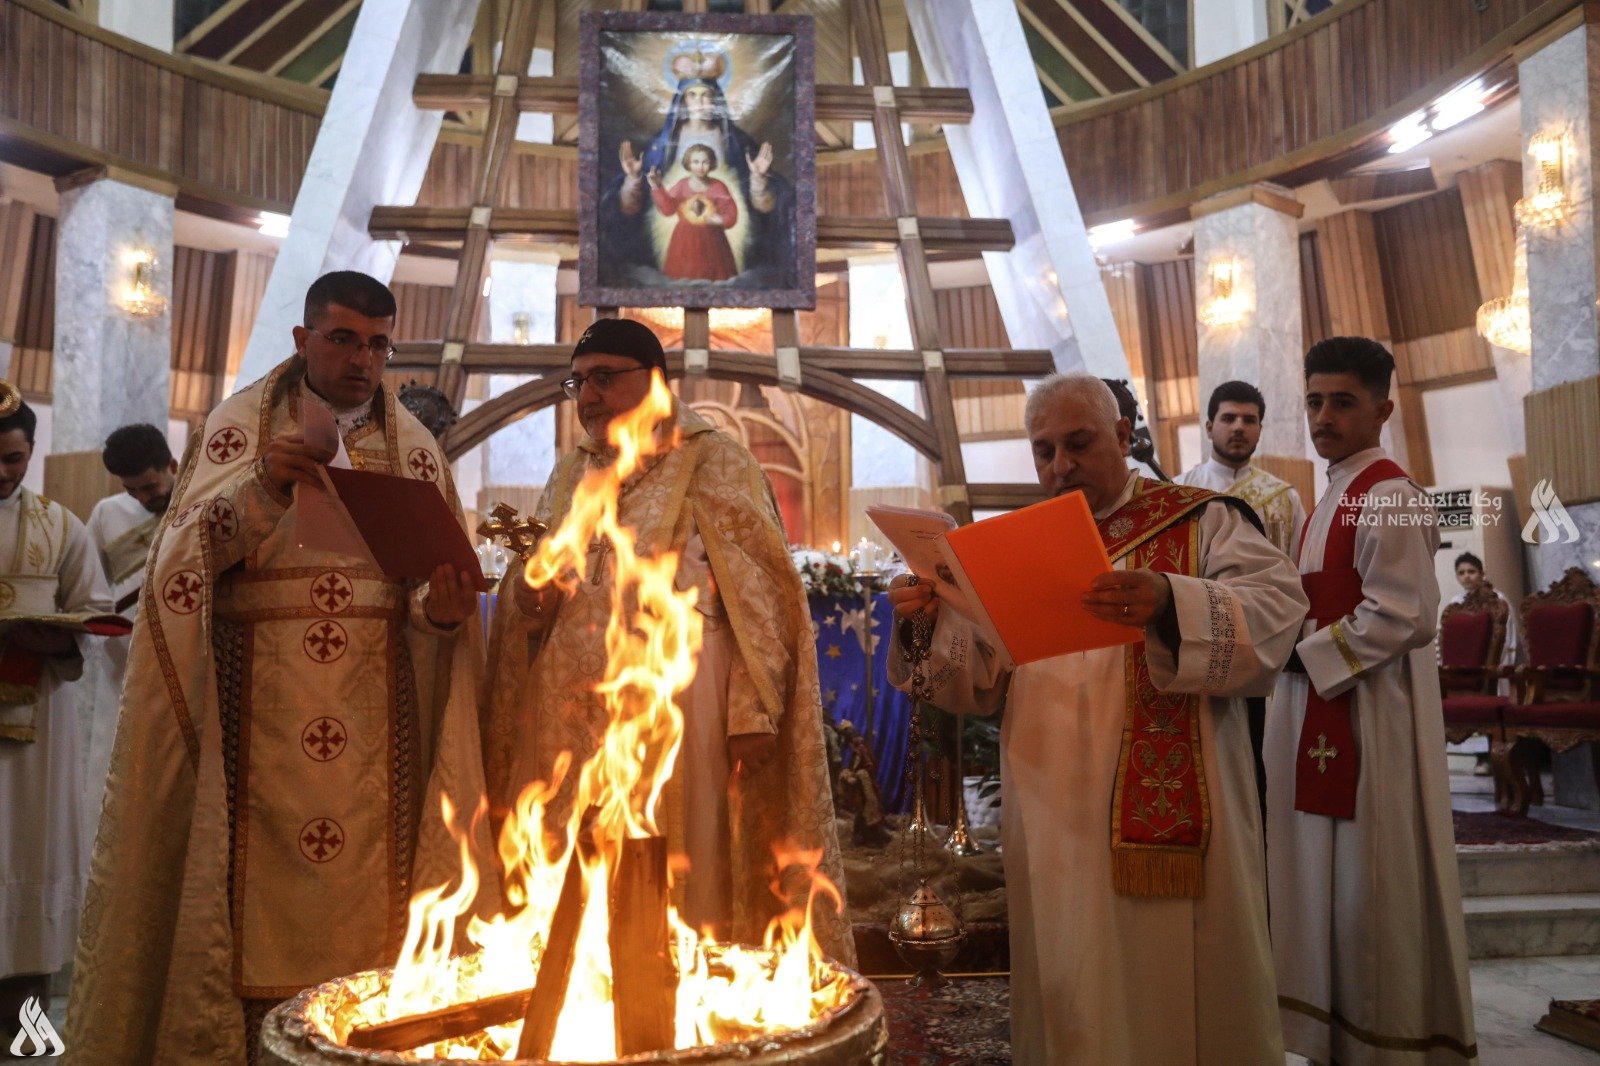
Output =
[{"x1": 1307, "y1": 733, "x2": 1339, "y2": 773}]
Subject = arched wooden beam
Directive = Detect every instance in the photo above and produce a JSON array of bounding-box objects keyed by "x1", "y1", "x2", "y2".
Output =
[{"x1": 440, "y1": 352, "x2": 940, "y2": 462}]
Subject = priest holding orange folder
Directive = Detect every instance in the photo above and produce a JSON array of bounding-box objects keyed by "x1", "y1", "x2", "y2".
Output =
[{"x1": 888, "y1": 373, "x2": 1308, "y2": 1066}]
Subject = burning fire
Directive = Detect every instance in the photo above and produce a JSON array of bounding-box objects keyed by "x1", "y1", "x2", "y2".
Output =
[{"x1": 329, "y1": 374, "x2": 853, "y2": 1060}]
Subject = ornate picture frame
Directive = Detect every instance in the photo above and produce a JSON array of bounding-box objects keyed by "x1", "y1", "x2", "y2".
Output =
[{"x1": 578, "y1": 11, "x2": 817, "y2": 311}]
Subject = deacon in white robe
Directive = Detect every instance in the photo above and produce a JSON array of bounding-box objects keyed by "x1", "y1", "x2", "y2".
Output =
[
  {"x1": 0, "y1": 395, "x2": 112, "y2": 1028},
  {"x1": 888, "y1": 375, "x2": 1308, "y2": 1065},
  {"x1": 81, "y1": 492, "x2": 158, "y2": 842},
  {"x1": 1268, "y1": 337, "x2": 1476, "y2": 1065},
  {"x1": 1177, "y1": 457, "x2": 1306, "y2": 557}
]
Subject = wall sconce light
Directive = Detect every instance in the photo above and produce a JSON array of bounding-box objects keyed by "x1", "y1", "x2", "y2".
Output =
[
  {"x1": 120, "y1": 247, "x2": 167, "y2": 318},
  {"x1": 511, "y1": 311, "x2": 532, "y2": 345},
  {"x1": 1197, "y1": 256, "x2": 1249, "y2": 328},
  {"x1": 1475, "y1": 226, "x2": 1531, "y2": 354},
  {"x1": 1515, "y1": 131, "x2": 1571, "y2": 228}
]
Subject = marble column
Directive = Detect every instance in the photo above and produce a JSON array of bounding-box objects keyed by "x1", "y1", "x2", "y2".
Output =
[
  {"x1": 1191, "y1": 184, "x2": 1309, "y2": 470},
  {"x1": 99, "y1": 0, "x2": 173, "y2": 52},
  {"x1": 1518, "y1": 23, "x2": 1600, "y2": 807},
  {"x1": 236, "y1": 0, "x2": 482, "y2": 387},
  {"x1": 51, "y1": 171, "x2": 175, "y2": 453},
  {"x1": 906, "y1": 0, "x2": 1131, "y2": 379},
  {"x1": 1191, "y1": 0, "x2": 1269, "y2": 67}
]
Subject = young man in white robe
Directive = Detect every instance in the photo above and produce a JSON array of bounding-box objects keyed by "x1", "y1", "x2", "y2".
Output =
[
  {"x1": 0, "y1": 387, "x2": 113, "y2": 1049},
  {"x1": 1177, "y1": 379, "x2": 1307, "y2": 557},
  {"x1": 1179, "y1": 379, "x2": 1309, "y2": 822},
  {"x1": 79, "y1": 424, "x2": 175, "y2": 848},
  {"x1": 887, "y1": 374, "x2": 1309, "y2": 1065},
  {"x1": 1268, "y1": 335, "x2": 1477, "y2": 1064}
]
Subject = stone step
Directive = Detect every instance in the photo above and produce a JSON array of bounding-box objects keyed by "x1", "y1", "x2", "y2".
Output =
[
  {"x1": 1457, "y1": 844, "x2": 1600, "y2": 897},
  {"x1": 1463, "y1": 893, "x2": 1600, "y2": 959}
]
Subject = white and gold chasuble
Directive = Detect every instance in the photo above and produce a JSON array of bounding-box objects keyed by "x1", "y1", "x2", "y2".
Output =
[
  {"x1": 1176, "y1": 458, "x2": 1306, "y2": 558},
  {"x1": 67, "y1": 359, "x2": 491, "y2": 1066},
  {"x1": 483, "y1": 401, "x2": 853, "y2": 965}
]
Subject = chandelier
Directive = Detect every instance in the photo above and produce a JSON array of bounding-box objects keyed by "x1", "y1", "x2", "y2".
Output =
[{"x1": 1475, "y1": 228, "x2": 1530, "y2": 354}]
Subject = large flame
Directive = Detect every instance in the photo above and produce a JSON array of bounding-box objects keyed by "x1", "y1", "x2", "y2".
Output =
[{"x1": 347, "y1": 374, "x2": 851, "y2": 1060}]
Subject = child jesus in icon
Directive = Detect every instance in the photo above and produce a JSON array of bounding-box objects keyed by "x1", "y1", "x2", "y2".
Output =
[{"x1": 648, "y1": 143, "x2": 739, "y2": 282}]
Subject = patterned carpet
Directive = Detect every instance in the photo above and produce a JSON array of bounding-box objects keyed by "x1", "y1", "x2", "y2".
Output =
[
  {"x1": 877, "y1": 976, "x2": 1011, "y2": 1064},
  {"x1": 1452, "y1": 810, "x2": 1600, "y2": 847}
]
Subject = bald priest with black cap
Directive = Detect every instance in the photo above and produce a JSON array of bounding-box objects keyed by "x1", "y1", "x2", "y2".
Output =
[{"x1": 481, "y1": 317, "x2": 854, "y2": 965}]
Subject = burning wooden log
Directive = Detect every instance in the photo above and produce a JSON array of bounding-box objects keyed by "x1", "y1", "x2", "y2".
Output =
[
  {"x1": 345, "y1": 989, "x2": 529, "y2": 1052},
  {"x1": 515, "y1": 842, "x2": 590, "y2": 1060},
  {"x1": 609, "y1": 835, "x2": 674, "y2": 1055}
]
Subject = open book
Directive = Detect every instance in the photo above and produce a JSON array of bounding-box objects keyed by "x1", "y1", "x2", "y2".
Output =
[
  {"x1": 868, "y1": 492, "x2": 1140, "y2": 666},
  {"x1": 0, "y1": 611, "x2": 134, "y2": 700}
]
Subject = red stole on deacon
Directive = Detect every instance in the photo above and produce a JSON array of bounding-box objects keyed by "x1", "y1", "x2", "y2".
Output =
[
  {"x1": 1098, "y1": 477, "x2": 1219, "y2": 899},
  {"x1": 1293, "y1": 457, "x2": 1409, "y2": 819}
]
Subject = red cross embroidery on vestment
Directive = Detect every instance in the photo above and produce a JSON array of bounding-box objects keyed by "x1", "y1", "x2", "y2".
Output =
[
  {"x1": 302, "y1": 620, "x2": 348, "y2": 663},
  {"x1": 162, "y1": 571, "x2": 204, "y2": 615},
  {"x1": 407, "y1": 448, "x2": 438, "y2": 482},
  {"x1": 310, "y1": 571, "x2": 354, "y2": 614},
  {"x1": 206, "y1": 427, "x2": 248, "y2": 464},
  {"x1": 206, "y1": 498, "x2": 238, "y2": 542},
  {"x1": 298, "y1": 818, "x2": 345, "y2": 862},
  {"x1": 301, "y1": 717, "x2": 347, "y2": 762}
]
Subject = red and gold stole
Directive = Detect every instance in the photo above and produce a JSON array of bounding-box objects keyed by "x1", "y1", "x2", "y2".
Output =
[
  {"x1": 1292, "y1": 457, "x2": 1409, "y2": 819},
  {"x1": 1098, "y1": 477, "x2": 1220, "y2": 899}
]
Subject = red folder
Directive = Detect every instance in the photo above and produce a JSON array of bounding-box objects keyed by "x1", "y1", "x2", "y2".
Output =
[{"x1": 323, "y1": 467, "x2": 488, "y2": 591}]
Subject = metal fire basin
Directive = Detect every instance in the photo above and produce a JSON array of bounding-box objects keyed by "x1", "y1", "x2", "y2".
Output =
[{"x1": 260, "y1": 965, "x2": 888, "y2": 1066}]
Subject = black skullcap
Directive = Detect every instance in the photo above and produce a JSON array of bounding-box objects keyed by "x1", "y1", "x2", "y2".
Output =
[{"x1": 571, "y1": 318, "x2": 667, "y2": 374}]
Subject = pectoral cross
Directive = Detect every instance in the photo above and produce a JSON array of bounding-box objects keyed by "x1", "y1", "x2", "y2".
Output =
[
  {"x1": 476, "y1": 503, "x2": 548, "y2": 558},
  {"x1": 1307, "y1": 733, "x2": 1339, "y2": 773}
]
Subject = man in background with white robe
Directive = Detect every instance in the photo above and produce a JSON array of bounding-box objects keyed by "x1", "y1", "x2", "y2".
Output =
[
  {"x1": 1179, "y1": 379, "x2": 1308, "y2": 824},
  {"x1": 1268, "y1": 335, "x2": 1477, "y2": 1064},
  {"x1": 79, "y1": 424, "x2": 175, "y2": 848},
  {"x1": 0, "y1": 387, "x2": 112, "y2": 1049},
  {"x1": 887, "y1": 374, "x2": 1308, "y2": 1065}
]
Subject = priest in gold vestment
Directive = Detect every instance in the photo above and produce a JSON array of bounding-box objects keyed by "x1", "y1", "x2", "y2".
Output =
[
  {"x1": 482, "y1": 319, "x2": 852, "y2": 965},
  {"x1": 66, "y1": 273, "x2": 491, "y2": 1065}
]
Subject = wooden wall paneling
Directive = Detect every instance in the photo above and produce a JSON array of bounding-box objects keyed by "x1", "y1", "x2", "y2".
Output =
[
  {"x1": 0, "y1": 202, "x2": 39, "y2": 345},
  {"x1": 223, "y1": 249, "x2": 274, "y2": 388},
  {"x1": 1315, "y1": 209, "x2": 1390, "y2": 340},
  {"x1": 1396, "y1": 382, "x2": 1435, "y2": 487},
  {"x1": 1372, "y1": 187, "x2": 1482, "y2": 343},
  {"x1": 1054, "y1": 0, "x2": 1548, "y2": 222},
  {"x1": 11, "y1": 214, "x2": 56, "y2": 400},
  {"x1": 2, "y1": 0, "x2": 325, "y2": 214},
  {"x1": 1391, "y1": 327, "x2": 1496, "y2": 387},
  {"x1": 1102, "y1": 266, "x2": 1156, "y2": 419},
  {"x1": 1141, "y1": 258, "x2": 1198, "y2": 422},
  {"x1": 1456, "y1": 158, "x2": 1521, "y2": 301},
  {"x1": 169, "y1": 244, "x2": 234, "y2": 421},
  {"x1": 1298, "y1": 230, "x2": 1332, "y2": 351},
  {"x1": 391, "y1": 282, "x2": 461, "y2": 344}
]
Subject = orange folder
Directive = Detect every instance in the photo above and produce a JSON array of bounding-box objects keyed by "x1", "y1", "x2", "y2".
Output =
[{"x1": 941, "y1": 490, "x2": 1140, "y2": 665}]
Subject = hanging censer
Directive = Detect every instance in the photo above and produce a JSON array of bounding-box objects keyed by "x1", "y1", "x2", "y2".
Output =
[{"x1": 887, "y1": 594, "x2": 966, "y2": 989}]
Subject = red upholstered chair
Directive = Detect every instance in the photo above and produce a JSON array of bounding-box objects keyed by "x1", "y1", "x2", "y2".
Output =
[
  {"x1": 1438, "y1": 586, "x2": 1513, "y2": 809},
  {"x1": 1501, "y1": 568, "x2": 1600, "y2": 816}
]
